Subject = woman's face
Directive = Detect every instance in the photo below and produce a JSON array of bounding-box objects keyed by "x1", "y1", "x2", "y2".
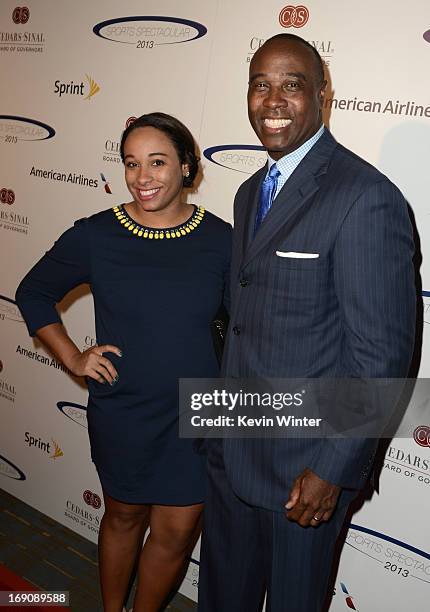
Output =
[{"x1": 123, "y1": 126, "x2": 188, "y2": 214}]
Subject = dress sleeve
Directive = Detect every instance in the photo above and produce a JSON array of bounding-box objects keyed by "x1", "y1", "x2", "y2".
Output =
[{"x1": 15, "y1": 218, "x2": 91, "y2": 336}]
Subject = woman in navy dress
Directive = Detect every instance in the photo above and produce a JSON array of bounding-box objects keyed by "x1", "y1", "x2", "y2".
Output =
[{"x1": 16, "y1": 113, "x2": 231, "y2": 612}]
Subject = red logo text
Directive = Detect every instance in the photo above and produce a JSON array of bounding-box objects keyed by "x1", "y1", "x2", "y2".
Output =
[
  {"x1": 279, "y1": 5, "x2": 309, "y2": 29},
  {"x1": 413, "y1": 425, "x2": 430, "y2": 448},
  {"x1": 12, "y1": 7, "x2": 29, "y2": 24},
  {"x1": 0, "y1": 189, "x2": 15, "y2": 205},
  {"x1": 83, "y1": 490, "x2": 102, "y2": 509}
]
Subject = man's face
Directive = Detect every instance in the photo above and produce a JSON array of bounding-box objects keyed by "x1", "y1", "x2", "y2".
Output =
[{"x1": 247, "y1": 40, "x2": 326, "y2": 160}]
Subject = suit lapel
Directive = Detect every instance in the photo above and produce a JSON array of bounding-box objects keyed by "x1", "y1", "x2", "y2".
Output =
[
  {"x1": 234, "y1": 166, "x2": 266, "y2": 266},
  {"x1": 241, "y1": 130, "x2": 338, "y2": 269}
]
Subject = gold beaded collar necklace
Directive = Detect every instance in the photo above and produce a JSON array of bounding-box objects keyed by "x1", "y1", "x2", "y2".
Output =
[{"x1": 113, "y1": 205, "x2": 205, "y2": 240}]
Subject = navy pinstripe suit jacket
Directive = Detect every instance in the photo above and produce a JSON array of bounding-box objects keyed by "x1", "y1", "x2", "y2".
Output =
[{"x1": 221, "y1": 129, "x2": 416, "y2": 511}]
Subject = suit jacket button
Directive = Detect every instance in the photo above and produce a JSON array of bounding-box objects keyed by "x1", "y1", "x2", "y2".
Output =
[
  {"x1": 232, "y1": 326, "x2": 241, "y2": 335},
  {"x1": 239, "y1": 278, "x2": 248, "y2": 287}
]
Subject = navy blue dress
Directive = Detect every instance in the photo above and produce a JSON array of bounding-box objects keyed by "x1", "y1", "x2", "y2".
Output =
[{"x1": 16, "y1": 205, "x2": 231, "y2": 504}]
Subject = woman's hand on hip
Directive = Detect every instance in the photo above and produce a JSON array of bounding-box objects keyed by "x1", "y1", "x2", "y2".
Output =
[{"x1": 68, "y1": 345, "x2": 122, "y2": 384}]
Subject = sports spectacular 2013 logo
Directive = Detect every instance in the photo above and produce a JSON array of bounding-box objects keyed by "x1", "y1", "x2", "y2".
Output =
[
  {"x1": 0, "y1": 115, "x2": 55, "y2": 143},
  {"x1": 0, "y1": 295, "x2": 24, "y2": 323},
  {"x1": 93, "y1": 16, "x2": 207, "y2": 48},
  {"x1": 204, "y1": 144, "x2": 266, "y2": 174},
  {"x1": 0, "y1": 454, "x2": 26, "y2": 480},
  {"x1": 57, "y1": 401, "x2": 88, "y2": 429},
  {"x1": 346, "y1": 523, "x2": 430, "y2": 585}
]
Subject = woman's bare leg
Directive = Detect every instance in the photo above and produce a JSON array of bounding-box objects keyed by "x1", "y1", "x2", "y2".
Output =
[
  {"x1": 99, "y1": 492, "x2": 150, "y2": 612},
  {"x1": 133, "y1": 503, "x2": 203, "y2": 612}
]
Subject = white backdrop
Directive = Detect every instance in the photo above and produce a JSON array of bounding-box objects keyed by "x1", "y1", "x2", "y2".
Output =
[{"x1": 1, "y1": 1, "x2": 429, "y2": 609}]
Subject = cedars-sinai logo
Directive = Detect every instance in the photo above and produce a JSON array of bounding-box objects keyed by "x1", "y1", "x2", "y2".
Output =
[
  {"x1": 126, "y1": 116, "x2": 137, "y2": 128},
  {"x1": 0, "y1": 116, "x2": 55, "y2": 143},
  {"x1": 12, "y1": 6, "x2": 30, "y2": 24},
  {"x1": 0, "y1": 188, "x2": 15, "y2": 205},
  {"x1": 83, "y1": 490, "x2": 102, "y2": 509},
  {"x1": 93, "y1": 16, "x2": 207, "y2": 48},
  {"x1": 279, "y1": 5, "x2": 309, "y2": 29},
  {"x1": 414, "y1": 425, "x2": 430, "y2": 448},
  {"x1": 103, "y1": 117, "x2": 137, "y2": 164}
]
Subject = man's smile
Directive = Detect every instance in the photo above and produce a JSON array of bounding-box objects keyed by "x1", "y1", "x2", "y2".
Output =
[{"x1": 263, "y1": 118, "x2": 292, "y2": 129}]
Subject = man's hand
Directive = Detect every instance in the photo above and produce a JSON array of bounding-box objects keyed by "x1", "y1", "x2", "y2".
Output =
[{"x1": 285, "y1": 468, "x2": 341, "y2": 527}]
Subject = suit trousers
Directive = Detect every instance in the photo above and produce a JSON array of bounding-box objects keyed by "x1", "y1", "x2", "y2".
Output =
[{"x1": 198, "y1": 441, "x2": 356, "y2": 612}]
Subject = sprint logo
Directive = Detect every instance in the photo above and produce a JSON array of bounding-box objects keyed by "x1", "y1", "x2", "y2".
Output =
[
  {"x1": 84, "y1": 74, "x2": 100, "y2": 100},
  {"x1": 54, "y1": 75, "x2": 101, "y2": 100},
  {"x1": 25, "y1": 431, "x2": 64, "y2": 459},
  {"x1": 50, "y1": 439, "x2": 64, "y2": 459}
]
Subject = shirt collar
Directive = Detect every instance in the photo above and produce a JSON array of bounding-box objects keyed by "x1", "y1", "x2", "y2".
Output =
[{"x1": 267, "y1": 125, "x2": 325, "y2": 177}]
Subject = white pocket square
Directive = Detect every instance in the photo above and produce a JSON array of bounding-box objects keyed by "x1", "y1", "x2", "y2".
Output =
[{"x1": 276, "y1": 251, "x2": 319, "y2": 259}]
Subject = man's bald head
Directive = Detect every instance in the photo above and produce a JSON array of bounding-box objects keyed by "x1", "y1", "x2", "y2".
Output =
[{"x1": 251, "y1": 34, "x2": 325, "y2": 85}]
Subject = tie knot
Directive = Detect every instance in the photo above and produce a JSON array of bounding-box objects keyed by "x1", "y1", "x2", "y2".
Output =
[{"x1": 267, "y1": 163, "x2": 280, "y2": 181}]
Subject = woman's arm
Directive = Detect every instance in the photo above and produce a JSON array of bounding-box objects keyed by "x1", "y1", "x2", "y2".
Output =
[
  {"x1": 16, "y1": 219, "x2": 91, "y2": 334},
  {"x1": 16, "y1": 217, "x2": 121, "y2": 384}
]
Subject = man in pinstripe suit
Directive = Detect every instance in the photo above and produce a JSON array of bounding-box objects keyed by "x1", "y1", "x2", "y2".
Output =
[{"x1": 198, "y1": 34, "x2": 416, "y2": 611}]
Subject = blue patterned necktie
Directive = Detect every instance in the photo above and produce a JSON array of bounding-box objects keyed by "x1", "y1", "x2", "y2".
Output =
[{"x1": 254, "y1": 163, "x2": 280, "y2": 233}]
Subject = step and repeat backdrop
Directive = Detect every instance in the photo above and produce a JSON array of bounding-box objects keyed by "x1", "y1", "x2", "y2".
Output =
[{"x1": 1, "y1": 1, "x2": 429, "y2": 609}]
